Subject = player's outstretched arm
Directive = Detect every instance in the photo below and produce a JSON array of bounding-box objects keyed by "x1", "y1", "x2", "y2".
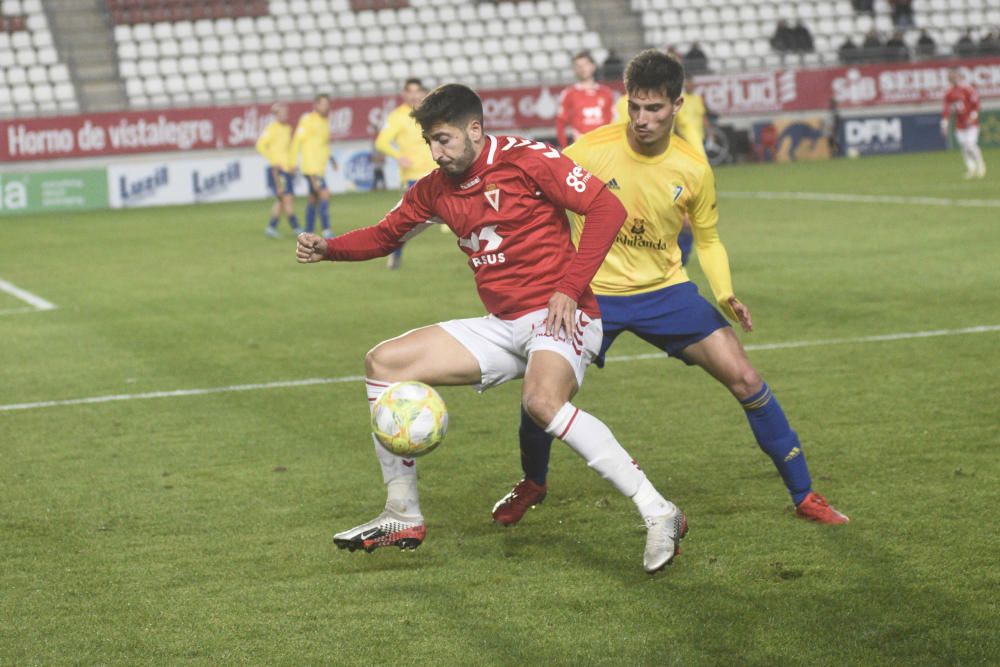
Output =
[{"x1": 296, "y1": 233, "x2": 328, "y2": 263}]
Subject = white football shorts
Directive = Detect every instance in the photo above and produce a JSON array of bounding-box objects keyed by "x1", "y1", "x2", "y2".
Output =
[
  {"x1": 437, "y1": 308, "x2": 603, "y2": 392},
  {"x1": 955, "y1": 126, "x2": 980, "y2": 150}
]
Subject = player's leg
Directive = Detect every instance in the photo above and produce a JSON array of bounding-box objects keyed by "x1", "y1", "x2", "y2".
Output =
[
  {"x1": 678, "y1": 216, "x2": 694, "y2": 266},
  {"x1": 494, "y1": 323, "x2": 626, "y2": 526},
  {"x1": 965, "y1": 126, "x2": 986, "y2": 177},
  {"x1": 304, "y1": 184, "x2": 318, "y2": 233},
  {"x1": 388, "y1": 179, "x2": 418, "y2": 269},
  {"x1": 334, "y1": 325, "x2": 484, "y2": 553},
  {"x1": 318, "y1": 186, "x2": 333, "y2": 238},
  {"x1": 519, "y1": 313, "x2": 686, "y2": 573},
  {"x1": 680, "y1": 327, "x2": 848, "y2": 523},
  {"x1": 265, "y1": 199, "x2": 282, "y2": 238},
  {"x1": 956, "y1": 129, "x2": 979, "y2": 178},
  {"x1": 265, "y1": 168, "x2": 282, "y2": 237},
  {"x1": 281, "y1": 175, "x2": 302, "y2": 234}
]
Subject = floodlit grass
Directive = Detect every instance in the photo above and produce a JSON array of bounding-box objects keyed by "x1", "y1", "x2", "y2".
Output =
[{"x1": 1, "y1": 149, "x2": 998, "y2": 665}]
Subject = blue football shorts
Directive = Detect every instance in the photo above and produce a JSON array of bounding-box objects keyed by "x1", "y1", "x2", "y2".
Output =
[
  {"x1": 595, "y1": 281, "x2": 730, "y2": 367},
  {"x1": 266, "y1": 168, "x2": 294, "y2": 198},
  {"x1": 305, "y1": 174, "x2": 327, "y2": 195}
]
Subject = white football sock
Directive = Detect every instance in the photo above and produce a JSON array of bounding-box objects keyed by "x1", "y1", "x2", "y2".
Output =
[
  {"x1": 970, "y1": 144, "x2": 986, "y2": 173},
  {"x1": 366, "y1": 378, "x2": 421, "y2": 517},
  {"x1": 961, "y1": 145, "x2": 977, "y2": 173},
  {"x1": 545, "y1": 402, "x2": 675, "y2": 520}
]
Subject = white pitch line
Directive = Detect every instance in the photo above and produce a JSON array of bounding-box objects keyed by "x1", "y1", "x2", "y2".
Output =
[
  {"x1": 0, "y1": 376, "x2": 365, "y2": 412},
  {"x1": 1, "y1": 324, "x2": 998, "y2": 413},
  {"x1": 722, "y1": 191, "x2": 1000, "y2": 208},
  {"x1": 605, "y1": 324, "x2": 1000, "y2": 362},
  {"x1": 0, "y1": 278, "x2": 57, "y2": 311}
]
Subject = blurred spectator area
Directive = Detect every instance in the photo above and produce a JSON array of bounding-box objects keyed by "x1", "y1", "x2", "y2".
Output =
[
  {"x1": 633, "y1": 0, "x2": 1000, "y2": 71},
  {"x1": 0, "y1": 0, "x2": 78, "y2": 117}
]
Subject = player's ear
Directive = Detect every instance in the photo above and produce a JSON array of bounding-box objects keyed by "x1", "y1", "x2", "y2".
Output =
[
  {"x1": 466, "y1": 118, "x2": 483, "y2": 141},
  {"x1": 673, "y1": 96, "x2": 685, "y2": 114}
]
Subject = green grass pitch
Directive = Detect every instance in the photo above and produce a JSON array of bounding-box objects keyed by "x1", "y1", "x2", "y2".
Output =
[{"x1": 1, "y1": 150, "x2": 998, "y2": 665}]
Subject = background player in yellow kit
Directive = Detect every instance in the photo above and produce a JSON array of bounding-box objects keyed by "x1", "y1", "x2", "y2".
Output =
[
  {"x1": 375, "y1": 78, "x2": 437, "y2": 269},
  {"x1": 494, "y1": 50, "x2": 849, "y2": 527},
  {"x1": 672, "y1": 77, "x2": 708, "y2": 157},
  {"x1": 669, "y1": 76, "x2": 708, "y2": 265},
  {"x1": 255, "y1": 102, "x2": 301, "y2": 239},
  {"x1": 291, "y1": 94, "x2": 337, "y2": 239},
  {"x1": 614, "y1": 94, "x2": 628, "y2": 124}
]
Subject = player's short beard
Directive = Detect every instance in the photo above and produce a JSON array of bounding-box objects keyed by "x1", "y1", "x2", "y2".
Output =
[{"x1": 439, "y1": 133, "x2": 477, "y2": 176}]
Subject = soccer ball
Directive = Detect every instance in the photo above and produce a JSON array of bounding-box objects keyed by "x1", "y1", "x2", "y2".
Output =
[{"x1": 371, "y1": 381, "x2": 448, "y2": 457}]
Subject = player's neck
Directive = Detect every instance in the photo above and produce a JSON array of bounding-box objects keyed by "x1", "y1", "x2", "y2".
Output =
[
  {"x1": 578, "y1": 79, "x2": 597, "y2": 90},
  {"x1": 626, "y1": 124, "x2": 671, "y2": 158}
]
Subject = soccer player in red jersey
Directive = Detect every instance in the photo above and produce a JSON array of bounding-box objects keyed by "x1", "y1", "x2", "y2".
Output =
[
  {"x1": 555, "y1": 51, "x2": 616, "y2": 149},
  {"x1": 296, "y1": 84, "x2": 686, "y2": 573},
  {"x1": 941, "y1": 68, "x2": 986, "y2": 179}
]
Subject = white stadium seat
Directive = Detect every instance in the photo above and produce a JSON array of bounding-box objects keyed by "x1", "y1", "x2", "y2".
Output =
[
  {"x1": 54, "y1": 82, "x2": 74, "y2": 101},
  {"x1": 77, "y1": 0, "x2": 997, "y2": 110},
  {"x1": 26, "y1": 64, "x2": 46, "y2": 84},
  {"x1": 160, "y1": 39, "x2": 179, "y2": 58}
]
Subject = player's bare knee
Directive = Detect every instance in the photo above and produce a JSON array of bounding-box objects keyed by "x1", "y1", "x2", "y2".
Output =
[
  {"x1": 364, "y1": 343, "x2": 398, "y2": 380},
  {"x1": 730, "y1": 367, "x2": 764, "y2": 400},
  {"x1": 521, "y1": 392, "x2": 560, "y2": 427}
]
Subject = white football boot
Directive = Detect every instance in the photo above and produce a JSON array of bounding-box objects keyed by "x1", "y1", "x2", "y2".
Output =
[
  {"x1": 643, "y1": 507, "x2": 688, "y2": 574},
  {"x1": 333, "y1": 504, "x2": 426, "y2": 553}
]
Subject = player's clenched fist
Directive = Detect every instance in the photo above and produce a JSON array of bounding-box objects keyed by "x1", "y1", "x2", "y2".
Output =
[{"x1": 296, "y1": 232, "x2": 328, "y2": 263}]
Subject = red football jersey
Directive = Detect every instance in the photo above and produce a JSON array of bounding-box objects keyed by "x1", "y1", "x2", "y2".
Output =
[
  {"x1": 324, "y1": 135, "x2": 625, "y2": 320},
  {"x1": 556, "y1": 83, "x2": 615, "y2": 148},
  {"x1": 942, "y1": 84, "x2": 980, "y2": 129}
]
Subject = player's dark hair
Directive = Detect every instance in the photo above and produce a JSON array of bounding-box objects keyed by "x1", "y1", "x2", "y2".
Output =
[
  {"x1": 410, "y1": 83, "x2": 483, "y2": 131},
  {"x1": 573, "y1": 50, "x2": 594, "y2": 64},
  {"x1": 625, "y1": 49, "x2": 685, "y2": 102},
  {"x1": 404, "y1": 78, "x2": 424, "y2": 90}
]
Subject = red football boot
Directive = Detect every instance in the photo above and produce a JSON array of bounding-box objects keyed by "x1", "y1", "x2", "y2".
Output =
[
  {"x1": 795, "y1": 491, "x2": 849, "y2": 524},
  {"x1": 491, "y1": 478, "x2": 547, "y2": 526}
]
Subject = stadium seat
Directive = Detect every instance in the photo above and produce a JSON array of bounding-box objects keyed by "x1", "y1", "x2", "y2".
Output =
[
  {"x1": 160, "y1": 58, "x2": 179, "y2": 76},
  {"x1": 100, "y1": 0, "x2": 967, "y2": 107},
  {"x1": 160, "y1": 39, "x2": 179, "y2": 58}
]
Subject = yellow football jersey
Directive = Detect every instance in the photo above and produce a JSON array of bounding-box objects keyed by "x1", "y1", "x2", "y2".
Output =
[
  {"x1": 255, "y1": 120, "x2": 294, "y2": 171},
  {"x1": 564, "y1": 122, "x2": 736, "y2": 319},
  {"x1": 673, "y1": 92, "x2": 707, "y2": 158},
  {"x1": 375, "y1": 104, "x2": 436, "y2": 183},
  {"x1": 291, "y1": 111, "x2": 331, "y2": 176}
]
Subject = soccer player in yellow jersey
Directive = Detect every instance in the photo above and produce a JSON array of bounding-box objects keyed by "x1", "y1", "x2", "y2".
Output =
[
  {"x1": 375, "y1": 78, "x2": 437, "y2": 269},
  {"x1": 610, "y1": 75, "x2": 705, "y2": 265},
  {"x1": 494, "y1": 50, "x2": 849, "y2": 527},
  {"x1": 256, "y1": 103, "x2": 302, "y2": 239},
  {"x1": 291, "y1": 94, "x2": 336, "y2": 239}
]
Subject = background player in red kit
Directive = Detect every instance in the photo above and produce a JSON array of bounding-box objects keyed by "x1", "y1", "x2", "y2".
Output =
[
  {"x1": 555, "y1": 51, "x2": 615, "y2": 149},
  {"x1": 296, "y1": 84, "x2": 687, "y2": 573},
  {"x1": 941, "y1": 68, "x2": 987, "y2": 179}
]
